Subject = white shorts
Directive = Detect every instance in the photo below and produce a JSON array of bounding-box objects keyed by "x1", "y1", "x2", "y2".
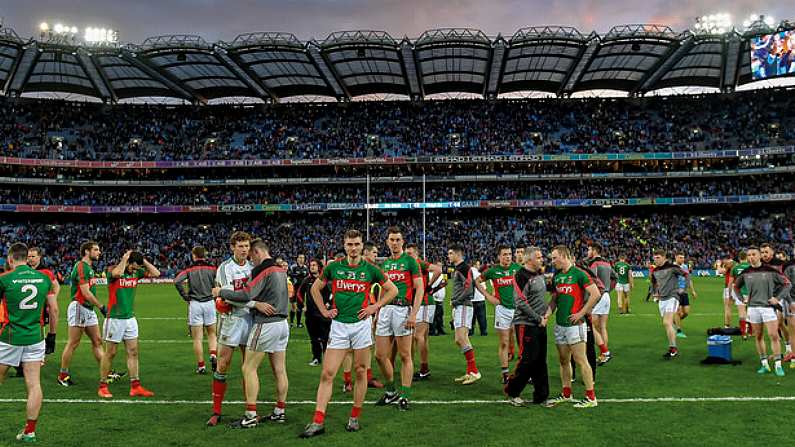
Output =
[
  {"x1": 375, "y1": 305, "x2": 413, "y2": 337},
  {"x1": 218, "y1": 313, "x2": 253, "y2": 347},
  {"x1": 328, "y1": 318, "x2": 373, "y2": 350},
  {"x1": 748, "y1": 307, "x2": 778, "y2": 324},
  {"x1": 0, "y1": 340, "x2": 45, "y2": 367},
  {"x1": 418, "y1": 305, "x2": 436, "y2": 324},
  {"x1": 247, "y1": 320, "x2": 290, "y2": 353},
  {"x1": 658, "y1": 297, "x2": 679, "y2": 316},
  {"x1": 103, "y1": 317, "x2": 139, "y2": 343},
  {"x1": 554, "y1": 323, "x2": 587, "y2": 345},
  {"x1": 188, "y1": 300, "x2": 216, "y2": 327},
  {"x1": 453, "y1": 305, "x2": 474, "y2": 330},
  {"x1": 615, "y1": 283, "x2": 630, "y2": 293},
  {"x1": 494, "y1": 305, "x2": 515, "y2": 330},
  {"x1": 67, "y1": 301, "x2": 99, "y2": 328},
  {"x1": 592, "y1": 292, "x2": 611, "y2": 316},
  {"x1": 732, "y1": 290, "x2": 744, "y2": 307}
]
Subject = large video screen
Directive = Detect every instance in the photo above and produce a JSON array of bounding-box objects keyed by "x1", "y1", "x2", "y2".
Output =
[{"x1": 751, "y1": 30, "x2": 795, "y2": 80}]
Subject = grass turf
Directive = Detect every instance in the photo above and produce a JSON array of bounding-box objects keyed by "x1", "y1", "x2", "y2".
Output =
[{"x1": 1, "y1": 277, "x2": 792, "y2": 446}]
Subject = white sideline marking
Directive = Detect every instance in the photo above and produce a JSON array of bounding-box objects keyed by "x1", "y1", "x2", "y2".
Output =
[{"x1": 1, "y1": 397, "x2": 794, "y2": 405}]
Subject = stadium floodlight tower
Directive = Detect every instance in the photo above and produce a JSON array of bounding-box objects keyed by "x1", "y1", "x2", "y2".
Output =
[
  {"x1": 38, "y1": 21, "x2": 79, "y2": 44},
  {"x1": 84, "y1": 27, "x2": 119, "y2": 45},
  {"x1": 693, "y1": 13, "x2": 732, "y2": 34},
  {"x1": 742, "y1": 14, "x2": 777, "y2": 34}
]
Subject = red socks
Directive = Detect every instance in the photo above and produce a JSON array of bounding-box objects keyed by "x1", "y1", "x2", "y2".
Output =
[
  {"x1": 366, "y1": 368, "x2": 373, "y2": 381},
  {"x1": 313, "y1": 411, "x2": 325, "y2": 424},
  {"x1": 198, "y1": 361, "x2": 205, "y2": 368},
  {"x1": 586, "y1": 389, "x2": 596, "y2": 400},
  {"x1": 276, "y1": 401, "x2": 286, "y2": 410},
  {"x1": 24, "y1": 419, "x2": 37, "y2": 434},
  {"x1": 131, "y1": 379, "x2": 141, "y2": 389},
  {"x1": 351, "y1": 406, "x2": 361, "y2": 418},
  {"x1": 599, "y1": 344, "x2": 609, "y2": 354},
  {"x1": 563, "y1": 387, "x2": 572, "y2": 398},
  {"x1": 464, "y1": 349, "x2": 478, "y2": 374},
  {"x1": 740, "y1": 319, "x2": 747, "y2": 335},
  {"x1": 343, "y1": 371, "x2": 352, "y2": 385},
  {"x1": 210, "y1": 350, "x2": 217, "y2": 357},
  {"x1": 212, "y1": 379, "x2": 227, "y2": 415}
]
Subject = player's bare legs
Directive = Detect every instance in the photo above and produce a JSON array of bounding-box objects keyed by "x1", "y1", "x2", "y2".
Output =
[
  {"x1": 723, "y1": 295, "x2": 734, "y2": 327},
  {"x1": 662, "y1": 311, "x2": 677, "y2": 353},
  {"x1": 351, "y1": 347, "x2": 370, "y2": 416},
  {"x1": 307, "y1": 347, "x2": 347, "y2": 433},
  {"x1": 786, "y1": 305, "x2": 795, "y2": 365},
  {"x1": 241, "y1": 351, "x2": 266, "y2": 415},
  {"x1": 753, "y1": 319, "x2": 783, "y2": 374},
  {"x1": 59, "y1": 326, "x2": 84, "y2": 379},
  {"x1": 395, "y1": 335, "x2": 413, "y2": 402},
  {"x1": 21, "y1": 361, "x2": 42, "y2": 440},
  {"x1": 85, "y1": 326, "x2": 104, "y2": 363},
  {"x1": 556, "y1": 344, "x2": 573, "y2": 391},
  {"x1": 374, "y1": 335, "x2": 395, "y2": 390},
  {"x1": 190, "y1": 326, "x2": 205, "y2": 367},
  {"x1": 341, "y1": 350, "x2": 353, "y2": 392},
  {"x1": 413, "y1": 322, "x2": 430, "y2": 375},
  {"x1": 737, "y1": 304, "x2": 748, "y2": 337},
  {"x1": 593, "y1": 314, "x2": 610, "y2": 363},
  {"x1": 98, "y1": 342, "x2": 118, "y2": 397},
  {"x1": 454, "y1": 325, "x2": 480, "y2": 384},
  {"x1": 268, "y1": 351, "x2": 289, "y2": 407},
  {"x1": 59, "y1": 325, "x2": 101, "y2": 385},
  {"x1": 497, "y1": 328, "x2": 510, "y2": 382}
]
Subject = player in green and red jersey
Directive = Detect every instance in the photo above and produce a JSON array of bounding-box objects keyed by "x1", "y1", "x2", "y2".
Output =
[
  {"x1": 406, "y1": 243, "x2": 441, "y2": 380},
  {"x1": 544, "y1": 245, "x2": 601, "y2": 409},
  {"x1": 476, "y1": 245, "x2": 522, "y2": 384},
  {"x1": 97, "y1": 250, "x2": 160, "y2": 399},
  {"x1": 613, "y1": 255, "x2": 633, "y2": 314},
  {"x1": 0, "y1": 242, "x2": 53, "y2": 443},
  {"x1": 373, "y1": 226, "x2": 424, "y2": 411},
  {"x1": 301, "y1": 229, "x2": 398, "y2": 438},
  {"x1": 730, "y1": 251, "x2": 751, "y2": 338},
  {"x1": 58, "y1": 241, "x2": 105, "y2": 387},
  {"x1": 27, "y1": 247, "x2": 60, "y2": 359}
]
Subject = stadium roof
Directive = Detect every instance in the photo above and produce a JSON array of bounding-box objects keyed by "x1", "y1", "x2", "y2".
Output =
[{"x1": 0, "y1": 23, "x2": 791, "y2": 102}]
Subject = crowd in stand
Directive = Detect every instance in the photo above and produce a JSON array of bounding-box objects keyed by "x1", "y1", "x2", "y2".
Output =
[
  {"x1": 1, "y1": 207, "x2": 791, "y2": 278},
  {"x1": 1, "y1": 89, "x2": 794, "y2": 161},
  {"x1": 1, "y1": 175, "x2": 791, "y2": 206}
]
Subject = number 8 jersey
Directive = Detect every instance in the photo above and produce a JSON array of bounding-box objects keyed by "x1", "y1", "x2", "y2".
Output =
[{"x1": 0, "y1": 265, "x2": 52, "y2": 345}]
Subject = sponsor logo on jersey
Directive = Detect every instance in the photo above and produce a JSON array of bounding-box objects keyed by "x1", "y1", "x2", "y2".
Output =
[
  {"x1": 334, "y1": 279, "x2": 368, "y2": 293},
  {"x1": 556, "y1": 284, "x2": 575, "y2": 295},
  {"x1": 233, "y1": 278, "x2": 249, "y2": 291},
  {"x1": 494, "y1": 276, "x2": 514, "y2": 287},
  {"x1": 387, "y1": 271, "x2": 409, "y2": 282},
  {"x1": 117, "y1": 278, "x2": 139, "y2": 288}
]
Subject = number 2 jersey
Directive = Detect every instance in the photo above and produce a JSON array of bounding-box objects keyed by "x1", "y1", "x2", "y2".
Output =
[{"x1": 0, "y1": 265, "x2": 53, "y2": 345}]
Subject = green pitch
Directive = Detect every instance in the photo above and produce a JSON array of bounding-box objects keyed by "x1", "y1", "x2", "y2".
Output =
[{"x1": 1, "y1": 278, "x2": 792, "y2": 446}]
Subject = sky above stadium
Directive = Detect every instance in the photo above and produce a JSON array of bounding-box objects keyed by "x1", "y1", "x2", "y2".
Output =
[{"x1": 2, "y1": 0, "x2": 791, "y2": 43}]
